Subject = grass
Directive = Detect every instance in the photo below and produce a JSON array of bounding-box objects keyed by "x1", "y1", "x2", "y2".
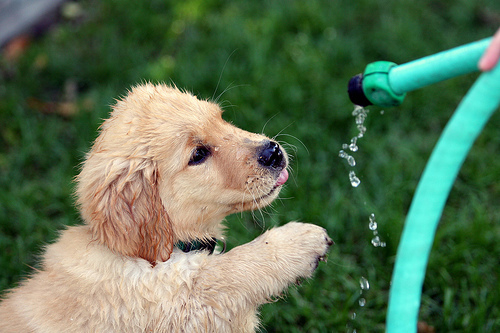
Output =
[{"x1": 1, "y1": 0, "x2": 499, "y2": 331}]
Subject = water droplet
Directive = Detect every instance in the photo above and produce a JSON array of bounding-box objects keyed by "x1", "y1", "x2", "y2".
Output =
[
  {"x1": 236, "y1": 149, "x2": 245, "y2": 160},
  {"x1": 359, "y1": 276, "x2": 370, "y2": 290},
  {"x1": 349, "y1": 137, "x2": 358, "y2": 152},
  {"x1": 371, "y1": 236, "x2": 381, "y2": 247},
  {"x1": 351, "y1": 312, "x2": 357, "y2": 320},
  {"x1": 355, "y1": 114, "x2": 365, "y2": 125},
  {"x1": 371, "y1": 236, "x2": 386, "y2": 247},
  {"x1": 349, "y1": 171, "x2": 361, "y2": 187},
  {"x1": 214, "y1": 146, "x2": 220, "y2": 152},
  {"x1": 357, "y1": 125, "x2": 366, "y2": 137},
  {"x1": 340, "y1": 150, "x2": 356, "y2": 166},
  {"x1": 359, "y1": 298, "x2": 366, "y2": 307},
  {"x1": 342, "y1": 143, "x2": 349, "y2": 150},
  {"x1": 369, "y1": 214, "x2": 379, "y2": 230}
]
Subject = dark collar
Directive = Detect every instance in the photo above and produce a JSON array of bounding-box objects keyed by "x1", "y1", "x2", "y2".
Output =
[{"x1": 175, "y1": 238, "x2": 224, "y2": 254}]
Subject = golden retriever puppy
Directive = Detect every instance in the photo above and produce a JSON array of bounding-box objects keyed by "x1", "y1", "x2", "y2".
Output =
[{"x1": 0, "y1": 83, "x2": 332, "y2": 332}]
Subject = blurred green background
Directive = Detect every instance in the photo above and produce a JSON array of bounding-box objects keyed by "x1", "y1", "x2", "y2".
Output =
[{"x1": 1, "y1": 0, "x2": 499, "y2": 331}]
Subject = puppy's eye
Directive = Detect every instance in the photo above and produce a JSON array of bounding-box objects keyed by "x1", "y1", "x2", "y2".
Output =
[{"x1": 189, "y1": 146, "x2": 211, "y2": 165}]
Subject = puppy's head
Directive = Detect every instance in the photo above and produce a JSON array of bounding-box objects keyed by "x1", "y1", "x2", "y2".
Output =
[{"x1": 77, "y1": 83, "x2": 288, "y2": 264}]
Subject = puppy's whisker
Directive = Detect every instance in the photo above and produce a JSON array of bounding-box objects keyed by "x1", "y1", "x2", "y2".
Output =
[
  {"x1": 263, "y1": 204, "x2": 278, "y2": 216},
  {"x1": 261, "y1": 113, "x2": 279, "y2": 135},
  {"x1": 290, "y1": 170, "x2": 299, "y2": 187},
  {"x1": 252, "y1": 207, "x2": 269, "y2": 232},
  {"x1": 241, "y1": 187, "x2": 259, "y2": 220},
  {"x1": 214, "y1": 83, "x2": 250, "y2": 105},
  {"x1": 271, "y1": 122, "x2": 295, "y2": 141},
  {"x1": 276, "y1": 195, "x2": 293, "y2": 202},
  {"x1": 211, "y1": 49, "x2": 238, "y2": 102},
  {"x1": 214, "y1": 82, "x2": 234, "y2": 104},
  {"x1": 275, "y1": 195, "x2": 295, "y2": 210},
  {"x1": 274, "y1": 133, "x2": 309, "y2": 156},
  {"x1": 218, "y1": 100, "x2": 237, "y2": 110},
  {"x1": 243, "y1": 185, "x2": 269, "y2": 229},
  {"x1": 258, "y1": 208, "x2": 266, "y2": 229},
  {"x1": 278, "y1": 141, "x2": 298, "y2": 156}
]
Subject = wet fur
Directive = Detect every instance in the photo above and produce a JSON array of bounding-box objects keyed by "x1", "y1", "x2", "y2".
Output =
[{"x1": 0, "y1": 84, "x2": 332, "y2": 332}]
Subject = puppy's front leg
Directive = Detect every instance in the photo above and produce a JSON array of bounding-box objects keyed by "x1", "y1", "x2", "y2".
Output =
[{"x1": 203, "y1": 222, "x2": 333, "y2": 305}]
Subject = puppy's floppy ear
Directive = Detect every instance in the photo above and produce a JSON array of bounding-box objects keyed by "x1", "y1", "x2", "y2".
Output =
[{"x1": 77, "y1": 155, "x2": 174, "y2": 264}]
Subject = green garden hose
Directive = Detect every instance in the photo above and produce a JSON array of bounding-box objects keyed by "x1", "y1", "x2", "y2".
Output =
[
  {"x1": 348, "y1": 38, "x2": 492, "y2": 107},
  {"x1": 387, "y1": 56, "x2": 500, "y2": 333},
  {"x1": 347, "y1": 37, "x2": 499, "y2": 332}
]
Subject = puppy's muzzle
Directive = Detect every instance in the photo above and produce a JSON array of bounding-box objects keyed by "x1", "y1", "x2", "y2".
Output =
[{"x1": 258, "y1": 141, "x2": 286, "y2": 170}]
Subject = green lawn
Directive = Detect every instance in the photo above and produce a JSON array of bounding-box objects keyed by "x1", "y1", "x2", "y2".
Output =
[{"x1": 1, "y1": 0, "x2": 499, "y2": 331}]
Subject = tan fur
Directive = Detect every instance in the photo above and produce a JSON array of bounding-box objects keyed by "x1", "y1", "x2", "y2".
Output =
[{"x1": 0, "y1": 83, "x2": 332, "y2": 332}]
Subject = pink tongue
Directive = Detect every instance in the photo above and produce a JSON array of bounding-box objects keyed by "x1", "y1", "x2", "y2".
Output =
[{"x1": 276, "y1": 169, "x2": 289, "y2": 186}]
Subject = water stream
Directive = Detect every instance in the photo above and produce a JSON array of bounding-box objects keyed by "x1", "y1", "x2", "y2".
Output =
[
  {"x1": 340, "y1": 105, "x2": 386, "y2": 332},
  {"x1": 338, "y1": 105, "x2": 368, "y2": 187}
]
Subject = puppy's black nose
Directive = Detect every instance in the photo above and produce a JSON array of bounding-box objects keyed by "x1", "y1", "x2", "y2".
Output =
[{"x1": 258, "y1": 141, "x2": 284, "y2": 169}]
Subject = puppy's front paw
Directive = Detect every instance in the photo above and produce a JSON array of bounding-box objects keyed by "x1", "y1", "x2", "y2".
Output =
[{"x1": 264, "y1": 222, "x2": 333, "y2": 279}]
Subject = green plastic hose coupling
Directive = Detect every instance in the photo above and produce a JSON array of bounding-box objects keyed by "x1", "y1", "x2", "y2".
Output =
[
  {"x1": 348, "y1": 61, "x2": 406, "y2": 107},
  {"x1": 363, "y1": 61, "x2": 406, "y2": 107}
]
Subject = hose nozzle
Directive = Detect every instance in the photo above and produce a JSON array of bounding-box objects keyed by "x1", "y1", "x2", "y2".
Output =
[
  {"x1": 347, "y1": 74, "x2": 372, "y2": 107},
  {"x1": 348, "y1": 61, "x2": 406, "y2": 108},
  {"x1": 348, "y1": 37, "x2": 492, "y2": 109}
]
